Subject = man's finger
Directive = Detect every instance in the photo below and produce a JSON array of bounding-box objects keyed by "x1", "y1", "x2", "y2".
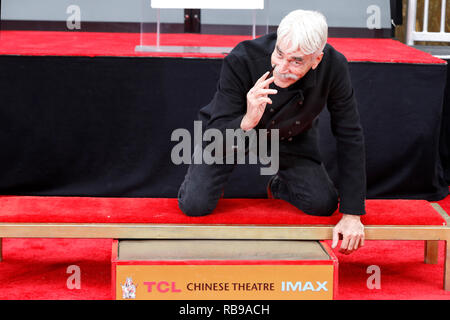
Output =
[
  {"x1": 255, "y1": 71, "x2": 270, "y2": 86},
  {"x1": 352, "y1": 236, "x2": 360, "y2": 251},
  {"x1": 255, "y1": 89, "x2": 278, "y2": 96},
  {"x1": 257, "y1": 97, "x2": 272, "y2": 105},
  {"x1": 259, "y1": 76, "x2": 275, "y2": 89},
  {"x1": 347, "y1": 236, "x2": 356, "y2": 253},
  {"x1": 339, "y1": 235, "x2": 350, "y2": 253},
  {"x1": 331, "y1": 228, "x2": 339, "y2": 248}
]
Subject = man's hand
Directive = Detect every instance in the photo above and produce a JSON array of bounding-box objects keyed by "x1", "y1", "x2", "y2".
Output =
[
  {"x1": 331, "y1": 214, "x2": 365, "y2": 255},
  {"x1": 240, "y1": 71, "x2": 277, "y2": 131}
]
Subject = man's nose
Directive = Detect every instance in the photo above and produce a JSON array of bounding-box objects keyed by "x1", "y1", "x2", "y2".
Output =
[{"x1": 277, "y1": 59, "x2": 289, "y2": 73}]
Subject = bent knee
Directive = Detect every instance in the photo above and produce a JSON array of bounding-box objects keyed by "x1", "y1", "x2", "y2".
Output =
[
  {"x1": 178, "y1": 196, "x2": 216, "y2": 217},
  {"x1": 305, "y1": 198, "x2": 338, "y2": 216},
  {"x1": 304, "y1": 203, "x2": 337, "y2": 216},
  {"x1": 298, "y1": 192, "x2": 338, "y2": 217}
]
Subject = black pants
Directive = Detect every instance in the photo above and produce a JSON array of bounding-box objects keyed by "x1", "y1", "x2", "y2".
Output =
[{"x1": 178, "y1": 152, "x2": 339, "y2": 217}]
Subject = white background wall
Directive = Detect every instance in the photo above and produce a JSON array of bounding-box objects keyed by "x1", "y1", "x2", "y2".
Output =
[{"x1": 1, "y1": 0, "x2": 391, "y2": 28}]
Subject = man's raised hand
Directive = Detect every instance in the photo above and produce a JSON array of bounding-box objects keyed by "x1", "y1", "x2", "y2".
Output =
[{"x1": 241, "y1": 71, "x2": 277, "y2": 131}]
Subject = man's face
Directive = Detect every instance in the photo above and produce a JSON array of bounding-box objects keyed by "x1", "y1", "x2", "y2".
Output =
[{"x1": 270, "y1": 39, "x2": 323, "y2": 88}]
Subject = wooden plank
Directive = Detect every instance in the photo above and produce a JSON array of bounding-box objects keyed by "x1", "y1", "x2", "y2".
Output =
[
  {"x1": 0, "y1": 223, "x2": 448, "y2": 240},
  {"x1": 445, "y1": 239, "x2": 450, "y2": 291},
  {"x1": 430, "y1": 203, "x2": 450, "y2": 224},
  {"x1": 424, "y1": 240, "x2": 439, "y2": 264}
]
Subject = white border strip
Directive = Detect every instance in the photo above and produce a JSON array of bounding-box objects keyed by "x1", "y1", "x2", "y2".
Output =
[{"x1": 151, "y1": 0, "x2": 264, "y2": 9}]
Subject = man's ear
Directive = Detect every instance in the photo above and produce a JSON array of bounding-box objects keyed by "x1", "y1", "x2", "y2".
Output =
[{"x1": 311, "y1": 52, "x2": 324, "y2": 70}]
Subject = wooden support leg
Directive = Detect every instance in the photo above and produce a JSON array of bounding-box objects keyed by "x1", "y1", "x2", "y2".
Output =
[
  {"x1": 424, "y1": 240, "x2": 439, "y2": 264},
  {"x1": 445, "y1": 239, "x2": 450, "y2": 291}
]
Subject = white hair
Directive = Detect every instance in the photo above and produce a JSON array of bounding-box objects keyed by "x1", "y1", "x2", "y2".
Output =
[{"x1": 277, "y1": 10, "x2": 328, "y2": 56}]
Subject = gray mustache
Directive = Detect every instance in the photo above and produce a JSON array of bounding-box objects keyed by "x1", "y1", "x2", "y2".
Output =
[{"x1": 274, "y1": 70, "x2": 299, "y2": 80}]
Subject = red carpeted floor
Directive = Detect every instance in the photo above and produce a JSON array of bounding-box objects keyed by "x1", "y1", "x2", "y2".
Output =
[
  {"x1": 0, "y1": 238, "x2": 112, "y2": 300},
  {"x1": 0, "y1": 31, "x2": 445, "y2": 63},
  {"x1": 0, "y1": 197, "x2": 445, "y2": 226},
  {"x1": 0, "y1": 192, "x2": 449, "y2": 300},
  {"x1": 0, "y1": 239, "x2": 449, "y2": 300}
]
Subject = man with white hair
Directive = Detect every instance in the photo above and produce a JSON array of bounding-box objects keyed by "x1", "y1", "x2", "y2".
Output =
[{"x1": 178, "y1": 10, "x2": 366, "y2": 254}]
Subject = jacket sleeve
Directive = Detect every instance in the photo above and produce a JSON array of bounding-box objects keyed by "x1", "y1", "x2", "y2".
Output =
[
  {"x1": 205, "y1": 52, "x2": 251, "y2": 131},
  {"x1": 202, "y1": 52, "x2": 257, "y2": 159},
  {"x1": 326, "y1": 53, "x2": 367, "y2": 215}
]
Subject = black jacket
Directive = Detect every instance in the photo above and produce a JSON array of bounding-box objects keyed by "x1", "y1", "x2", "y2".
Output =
[{"x1": 198, "y1": 33, "x2": 366, "y2": 215}]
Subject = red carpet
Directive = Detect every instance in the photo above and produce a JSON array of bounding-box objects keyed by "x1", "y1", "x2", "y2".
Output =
[
  {"x1": 0, "y1": 238, "x2": 449, "y2": 300},
  {"x1": 0, "y1": 196, "x2": 445, "y2": 226},
  {"x1": 0, "y1": 194, "x2": 449, "y2": 300},
  {"x1": 0, "y1": 238, "x2": 112, "y2": 300},
  {"x1": 0, "y1": 31, "x2": 445, "y2": 64},
  {"x1": 329, "y1": 239, "x2": 450, "y2": 300}
]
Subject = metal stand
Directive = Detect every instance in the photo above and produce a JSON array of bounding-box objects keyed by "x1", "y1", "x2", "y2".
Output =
[{"x1": 136, "y1": 7, "x2": 258, "y2": 54}]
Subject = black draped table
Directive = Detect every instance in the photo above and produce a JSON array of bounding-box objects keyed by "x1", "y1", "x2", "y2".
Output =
[{"x1": 0, "y1": 54, "x2": 448, "y2": 201}]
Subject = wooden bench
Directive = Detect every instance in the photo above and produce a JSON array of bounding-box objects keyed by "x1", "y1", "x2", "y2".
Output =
[{"x1": 0, "y1": 196, "x2": 449, "y2": 290}]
